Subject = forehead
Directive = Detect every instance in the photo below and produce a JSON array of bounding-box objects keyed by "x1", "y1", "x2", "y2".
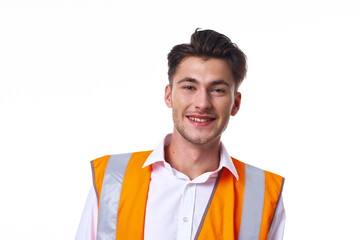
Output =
[{"x1": 173, "y1": 56, "x2": 235, "y2": 86}]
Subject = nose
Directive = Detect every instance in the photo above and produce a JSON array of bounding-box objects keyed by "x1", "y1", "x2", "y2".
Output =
[{"x1": 193, "y1": 89, "x2": 212, "y2": 111}]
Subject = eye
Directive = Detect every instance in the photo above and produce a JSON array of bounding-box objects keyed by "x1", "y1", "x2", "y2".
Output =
[
  {"x1": 183, "y1": 85, "x2": 195, "y2": 91},
  {"x1": 211, "y1": 88, "x2": 226, "y2": 94}
]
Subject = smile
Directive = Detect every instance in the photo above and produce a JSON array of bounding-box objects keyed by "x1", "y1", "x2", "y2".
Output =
[{"x1": 187, "y1": 116, "x2": 215, "y2": 122}]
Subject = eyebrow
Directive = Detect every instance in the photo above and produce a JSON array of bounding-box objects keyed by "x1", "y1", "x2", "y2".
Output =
[
  {"x1": 177, "y1": 77, "x2": 231, "y2": 88},
  {"x1": 177, "y1": 77, "x2": 197, "y2": 85},
  {"x1": 211, "y1": 80, "x2": 231, "y2": 88}
]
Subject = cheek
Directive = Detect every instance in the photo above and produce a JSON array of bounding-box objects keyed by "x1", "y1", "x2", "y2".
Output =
[
  {"x1": 173, "y1": 93, "x2": 190, "y2": 107},
  {"x1": 218, "y1": 99, "x2": 234, "y2": 114}
]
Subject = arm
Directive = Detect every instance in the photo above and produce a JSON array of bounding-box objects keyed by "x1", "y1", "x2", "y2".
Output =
[
  {"x1": 267, "y1": 196, "x2": 286, "y2": 240},
  {"x1": 75, "y1": 186, "x2": 98, "y2": 240}
]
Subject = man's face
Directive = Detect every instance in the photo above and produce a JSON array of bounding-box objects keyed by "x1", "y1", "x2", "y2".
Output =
[{"x1": 165, "y1": 56, "x2": 241, "y2": 145}]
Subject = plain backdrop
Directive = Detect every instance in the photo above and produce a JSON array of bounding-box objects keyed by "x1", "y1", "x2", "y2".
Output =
[{"x1": 1, "y1": 0, "x2": 359, "y2": 239}]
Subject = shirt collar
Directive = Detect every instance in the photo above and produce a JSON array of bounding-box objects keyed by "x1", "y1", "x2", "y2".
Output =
[
  {"x1": 142, "y1": 133, "x2": 239, "y2": 180},
  {"x1": 142, "y1": 134, "x2": 172, "y2": 168},
  {"x1": 218, "y1": 143, "x2": 239, "y2": 180}
]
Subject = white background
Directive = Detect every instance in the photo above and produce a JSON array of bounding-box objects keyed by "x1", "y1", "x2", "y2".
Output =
[{"x1": 1, "y1": 0, "x2": 359, "y2": 239}]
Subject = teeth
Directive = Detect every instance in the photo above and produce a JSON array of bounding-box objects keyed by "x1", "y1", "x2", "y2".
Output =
[{"x1": 189, "y1": 117, "x2": 213, "y2": 122}]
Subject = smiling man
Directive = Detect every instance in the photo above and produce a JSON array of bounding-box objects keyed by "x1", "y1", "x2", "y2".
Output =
[{"x1": 76, "y1": 29, "x2": 285, "y2": 240}]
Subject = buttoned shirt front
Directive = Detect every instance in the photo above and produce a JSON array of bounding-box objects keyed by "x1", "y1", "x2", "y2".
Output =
[
  {"x1": 75, "y1": 134, "x2": 285, "y2": 240},
  {"x1": 143, "y1": 134, "x2": 239, "y2": 240}
]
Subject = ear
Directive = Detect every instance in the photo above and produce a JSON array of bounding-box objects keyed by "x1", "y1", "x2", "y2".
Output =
[
  {"x1": 231, "y1": 92, "x2": 241, "y2": 116},
  {"x1": 164, "y1": 85, "x2": 172, "y2": 108}
]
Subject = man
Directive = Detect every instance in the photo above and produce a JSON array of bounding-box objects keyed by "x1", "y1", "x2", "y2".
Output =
[{"x1": 76, "y1": 29, "x2": 285, "y2": 240}]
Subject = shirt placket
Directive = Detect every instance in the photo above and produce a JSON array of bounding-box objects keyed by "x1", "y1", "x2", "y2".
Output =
[{"x1": 176, "y1": 182, "x2": 196, "y2": 240}]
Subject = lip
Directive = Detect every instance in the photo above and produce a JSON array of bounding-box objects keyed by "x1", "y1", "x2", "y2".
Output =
[{"x1": 186, "y1": 114, "x2": 216, "y2": 127}]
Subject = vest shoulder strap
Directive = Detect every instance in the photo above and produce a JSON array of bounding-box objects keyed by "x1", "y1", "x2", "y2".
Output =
[
  {"x1": 92, "y1": 153, "x2": 133, "y2": 240},
  {"x1": 196, "y1": 158, "x2": 284, "y2": 240},
  {"x1": 91, "y1": 151, "x2": 153, "y2": 240},
  {"x1": 240, "y1": 162, "x2": 284, "y2": 240}
]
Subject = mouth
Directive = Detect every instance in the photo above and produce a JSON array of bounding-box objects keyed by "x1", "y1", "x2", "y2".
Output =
[
  {"x1": 186, "y1": 114, "x2": 217, "y2": 127},
  {"x1": 187, "y1": 116, "x2": 216, "y2": 122}
]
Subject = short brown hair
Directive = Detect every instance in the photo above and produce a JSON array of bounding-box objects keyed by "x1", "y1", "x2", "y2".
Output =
[{"x1": 167, "y1": 29, "x2": 247, "y2": 90}]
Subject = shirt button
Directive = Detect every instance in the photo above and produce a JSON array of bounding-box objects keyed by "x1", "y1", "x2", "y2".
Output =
[{"x1": 183, "y1": 217, "x2": 188, "y2": 222}]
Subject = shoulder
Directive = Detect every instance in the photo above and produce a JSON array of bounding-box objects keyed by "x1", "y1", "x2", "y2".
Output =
[
  {"x1": 91, "y1": 151, "x2": 153, "y2": 170},
  {"x1": 230, "y1": 156, "x2": 284, "y2": 183},
  {"x1": 91, "y1": 151, "x2": 153, "y2": 163}
]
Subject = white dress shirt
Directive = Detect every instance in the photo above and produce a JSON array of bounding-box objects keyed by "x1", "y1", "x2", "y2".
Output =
[{"x1": 75, "y1": 134, "x2": 285, "y2": 240}]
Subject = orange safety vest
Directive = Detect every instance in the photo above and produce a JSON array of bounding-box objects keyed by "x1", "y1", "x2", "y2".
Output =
[{"x1": 91, "y1": 151, "x2": 284, "y2": 240}]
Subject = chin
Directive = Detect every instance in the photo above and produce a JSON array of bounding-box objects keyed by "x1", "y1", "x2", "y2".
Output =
[
  {"x1": 184, "y1": 133, "x2": 221, "y2": 146},
  {"x1": 174, "y1": 123, "x2": 223, "y2": 146}
]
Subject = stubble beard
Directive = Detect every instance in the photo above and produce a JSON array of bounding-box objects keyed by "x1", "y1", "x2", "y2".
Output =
[{"x1": 172, "y1": 111, "x2": 228, "y2": 146}]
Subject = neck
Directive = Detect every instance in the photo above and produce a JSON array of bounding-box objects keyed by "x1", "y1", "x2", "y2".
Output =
[{"x1": 165, "y1": 132, "x2": 221, "y2": 180}]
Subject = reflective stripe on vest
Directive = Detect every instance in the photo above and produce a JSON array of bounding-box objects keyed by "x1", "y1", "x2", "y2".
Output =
[
  {"x1": 92, "y1": 153, "x2": 133, "y2": 240},
  {"x1": 92, "y1": 152, "x2": 284, "y2": 240},
  {"x1": 238, "y1": 164, "x2": 265, "y2": 240}
]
